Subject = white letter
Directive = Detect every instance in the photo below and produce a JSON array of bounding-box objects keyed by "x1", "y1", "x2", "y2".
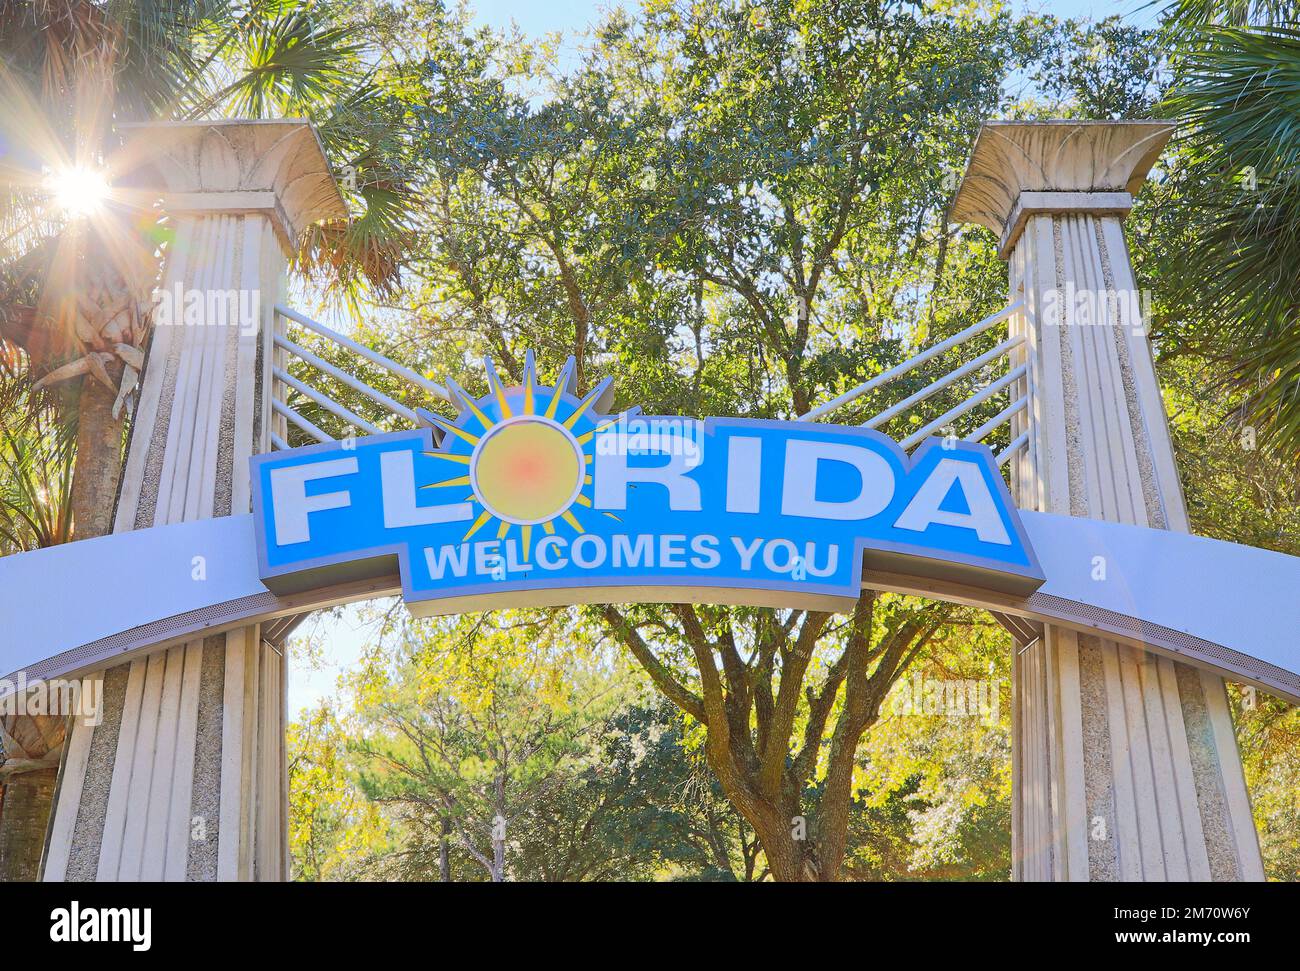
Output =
[
  {"x1": 381, "y1": 450, "x2": 472, "y2": 528},
  {"x1": 134, "y1": 910, "x2": 152, "y2": 952},
  {"x1": 240, "y1": 289, "x2": 259, "y2": 338},
  {"x1": 613, "y1": 534, "x2": 652, "y2": 568},
  {"x1": 269, "y1": 458, "x2": 357, "y2": 545},
  {"x1": 762, "y1": 539, "x2": 800, "y2": 573},
  {"x1": 571, "y1": 535, "x2": 607, "y2": 569},
  {"x1": 781, "y1": 440, "x2": 894, "y2": 521},
  {"x1": 536, "y1": 536, "x2": 568, "y2": 570},
  {"x1": 893, "y1": 458, "x2": 1011, "y2": 544},
  {"x1": 473, "y1": 541, "x2": 501, "y2": 575},
  {"x1": 153, "y1": 288, "x2": 172, "y2": 327},
  {"x1": 659, "y1": 535, "x2": 686, "y2": 568},
  {"x1": 803, "y1": 542, "x2": 839, "y2": 578},
  {"x1": 725, "y1": 437, "x2": 762, "y2": 513},
  {"x1": 424, "y1": 544, "x2": 470, "y2": 579},
  {"x1": 690, "y1": 534, "x2": 720, "y2": 569},
  {"x1": 505, "y1": 540, "x2": 530, "y2": 573},
  {"x1": 595, "y1": 439, "x2": 701, "y2": 511},
  {"x1": 732, "y1": 536, "x2": 764, "y2": 571}
]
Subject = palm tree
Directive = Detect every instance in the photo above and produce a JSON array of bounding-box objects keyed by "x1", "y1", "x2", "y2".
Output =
[
  {"x1": 0, "y1": 393, "x2": 76, "y2": 553},
  {"x1": 1162, "y1": 2, "x2": 1300, "y2": 458},
  {"x1": 0, "y1": 0, "x2": 413, "y2": 537},
  {"x1": 0, "y1": 712, "x2": 66, "y2": 881},
  {"x1": 0, "y1": 0, "x2": 414, "y2": 880}
]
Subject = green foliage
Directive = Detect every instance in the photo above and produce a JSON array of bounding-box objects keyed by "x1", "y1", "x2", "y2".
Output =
[
  {"x1": 1018, "y1": 15, "x2": 1169, "y2": 119},
  {"x1": 1231, "y1": 686, "x2": 1300, "y2": 881},
  {"x1": 849, "y1": 607, "x2": 1012, "y2": 879},
  {"x1": 1159, "y1": 4, "x2": 1300, "y2": 457},
  {"x1": 368, "y1": 0, "x2": 1032, "y2": 423},
  {"x1": 342, "y1": 610, "x2": 634, "y2": 880},
  {"x1": 280, "y1": 0, "x2": 1299, "y2": 880},
  {"x1": 288, "y1": 701, "x2": 391, "y2": 882},
  {"x1": 287, "y1": 613, "x2": 776, "y2": 881},
  {"x1": 0, "y1": 381, "x2": 75, "y2": 551},
  {"x1": 1160, "y1": 356, "x2": 1300, "y2": 555},
  {"x1": 5, "y1": 0, "x2": 1298, "y2": 881},
  {"x1": 508, "y1": 700, "x2": 766, "y2": 881}
]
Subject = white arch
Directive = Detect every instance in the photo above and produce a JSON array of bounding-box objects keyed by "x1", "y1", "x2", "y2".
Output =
[{"x1": 3, "y1": 509, "x2": 1297, "y2": 705}]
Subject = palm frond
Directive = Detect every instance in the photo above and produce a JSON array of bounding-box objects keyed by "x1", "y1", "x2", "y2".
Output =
[
  {"x1": 0, "y1": 387, "x2": 76, "y2": 552},
  {"x1": 205, "y1": 8, "x2": 366, "y2": 119},
  {"x1": 1161, "y1": 0, "x2": 1300, "y2": 32},
  {"x1": 1166, "y1": 25, "x2": 1300, "y2": 457}
]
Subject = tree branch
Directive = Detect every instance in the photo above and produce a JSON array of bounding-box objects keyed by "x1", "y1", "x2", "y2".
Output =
[{"x1": 598, "y1": 605, "x2": 707, "y2": 723}]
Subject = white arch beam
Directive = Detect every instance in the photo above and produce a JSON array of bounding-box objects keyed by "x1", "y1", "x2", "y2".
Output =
[{"x1": 3, "y1": 509, "x2": 1296, "y2": 705}]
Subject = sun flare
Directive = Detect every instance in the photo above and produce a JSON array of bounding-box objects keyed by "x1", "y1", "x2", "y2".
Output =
[{"x1": 47, "y1": 164, "x2": 109, "y2": 218}]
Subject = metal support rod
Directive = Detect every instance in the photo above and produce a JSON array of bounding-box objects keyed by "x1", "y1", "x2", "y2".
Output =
[
  {"x1": 898, "y1": 364, "x2": 1027, "y2": 450},
  {"x1": 966, "y1": 394, "x2": 1029, "y2": 444},
  {"x1": 274, "y1": 333, "x2": 419, "y2": 425},
  {"x1": 997, "y1": 430, "x2": 1030, "y2": 467},
  {"x1": 865, "y1": 333, "x2": 1025, "y2": 430},
  {"x1": 797, "y1": 300, "x2": 1023, "y2": 422},
  {"x1": 272, "y1": 398, "x2": 334, "y2": 444},
  {"x1": 276, "y1": 304, "x2": 450, "y2": 401},
  {"x1": 273, "y1": 366, "x2": 383, "y2": 436}
]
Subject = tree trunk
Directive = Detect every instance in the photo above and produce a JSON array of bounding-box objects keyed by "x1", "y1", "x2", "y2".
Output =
[
  {"x1": 491, "y1": 776, "x2": 506, "y2": 882},
  {"x1": 705, "y1": 760, "x2": 820, "y2": 881},
  {"x1": 490, "y1": 817, "x2": 506, "y2": 882},
  {"x1": 439, "y1": 819, "x2": 451, "y2": 882},
  {"x1": 0, "y1": 767, "x2": 58, "y2": 881},
  {"x1": 70, "y1": 374, "x2": 125, "y2": 540},
  {"x1": 752, "y1": 825, "x2": 821, "y2": 882},
  {"x1": 0, "y1": 711, "x2": 67, "y2": 882}
]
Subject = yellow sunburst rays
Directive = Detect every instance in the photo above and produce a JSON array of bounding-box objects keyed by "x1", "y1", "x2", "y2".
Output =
[
  {"x1": 543, "y1": 356, "x2": 577, "y2": 420},
  {"x1": 555, "y1": 374, "x2": 615, "y2": 533},
  {"x1": 417, "y1": 379, "x2": 488, "y2": 537},
  {"x1": 415, "y1": 354, "x2": 618, "y2": 562},
  {"x1": 520, "y1": 349, "x2": 538, "y2": 416},
  {"x1": 423, "y1": 377, "x2": 496, "y2": 540},
  {"x1": 483, "y1": 356, "x2": 513, "y2": 421}
]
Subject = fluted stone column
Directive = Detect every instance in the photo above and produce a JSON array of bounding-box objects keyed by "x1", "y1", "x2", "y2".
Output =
[
  {"x1": 42, "y1": 121, "x2": 345, "y2": 881},
  {"x1": 952, "y1": 121, "x2": 1265, "y2": 881}
]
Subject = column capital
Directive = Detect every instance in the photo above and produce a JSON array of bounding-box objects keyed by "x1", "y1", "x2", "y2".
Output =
[
  {"x1": 950, "y1": 120, "x2": 1173, "y2": 257},
  {"x1": 118, "y1": 119, "x2": 346, "y2": 249}
]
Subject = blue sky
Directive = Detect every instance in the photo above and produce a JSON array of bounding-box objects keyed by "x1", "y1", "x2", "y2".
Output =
[
  {"x1": 462, "y1": 0, "x2": 1163, "y2": 37},
  {"x1": 286, "y1": 0, "x2": 1165, "y2": 719}
]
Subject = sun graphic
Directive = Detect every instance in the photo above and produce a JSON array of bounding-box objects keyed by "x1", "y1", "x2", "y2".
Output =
[{"x1": 417, "y1": 351, "x2": 624, "y2": 561}]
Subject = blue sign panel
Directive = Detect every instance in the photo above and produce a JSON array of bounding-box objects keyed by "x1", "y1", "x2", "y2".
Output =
[{"x1": 250, "y1": 357, "x2": 1042, "y2": 614}]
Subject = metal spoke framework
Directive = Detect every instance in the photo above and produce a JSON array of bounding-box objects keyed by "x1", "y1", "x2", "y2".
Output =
[
  {"x1": 269, "y1": 301, "x2": 1032, "y2": 472},
  {"x1": 269, "y1": 304, "x2": 451, "y2": 450},
  {"x1": 796, "y1": 300, "x2": 1031, "y2": 468}
]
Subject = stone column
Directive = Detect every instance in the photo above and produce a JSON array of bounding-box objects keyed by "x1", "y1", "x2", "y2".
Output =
[
  {"x1": 952, "y1": 121, "x2": 1264, "y2": 881},
  {"x1": 42, "y1": 121, "x2": 344, "y2": 881}
]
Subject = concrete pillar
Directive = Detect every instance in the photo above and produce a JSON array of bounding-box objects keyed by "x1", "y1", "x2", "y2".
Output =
[
  {"x1": 952, "y1": 121, "x2": 1265, "y2": 881},
  {"x1": 42, "y1": 121, "x2": 344, "y2": 881}
]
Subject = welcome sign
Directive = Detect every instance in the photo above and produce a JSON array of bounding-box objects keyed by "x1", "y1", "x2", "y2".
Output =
[{"x1": 251, "y1": 356, "x2": 1043, "y2": 614}]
